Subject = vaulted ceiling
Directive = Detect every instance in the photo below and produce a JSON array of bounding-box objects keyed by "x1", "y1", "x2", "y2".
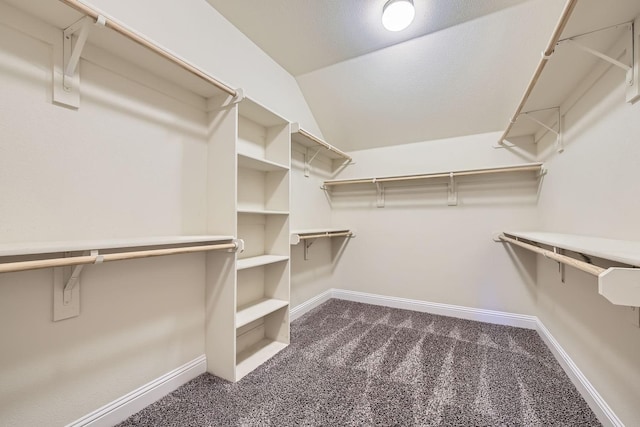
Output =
[{"x1": 204, "y1": 1, "x2": 571, "y2": 151}]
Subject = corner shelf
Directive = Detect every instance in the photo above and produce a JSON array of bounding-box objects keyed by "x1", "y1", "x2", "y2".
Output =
[
  {"x1": 498, "y1": 0, "x2": 640, "y2": 149},
  {"x1": 498, "y1": 231, "x2": 640, "y2": 308}
]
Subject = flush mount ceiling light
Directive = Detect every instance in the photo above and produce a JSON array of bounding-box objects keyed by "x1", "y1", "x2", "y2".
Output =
[{"x1": 382, "y1": 0, "x2": 415, "y2": 32}]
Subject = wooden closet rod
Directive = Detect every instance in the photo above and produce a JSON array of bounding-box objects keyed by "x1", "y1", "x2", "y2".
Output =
[
  {"x1": 324, "y1": 163, "x2": 543, "y2": 186},
  {"x1": 298, "y1": 231, "x2": 352, "y2": 240},
  {"x1": 298, "y1": 128, "x2": 352, "y2": 161},
  {"x1": 0, "y1": 241, "x2": 238, "y2": 274},
  {"x1": 498, "y1": 0, "x2": 578, "y2": 143},
  {"x1": 58, "y1": 0, "x2": 237, "y2": 97},
  {"x1": 499, "y1": 234, "x2": 604, "y2": 277}
]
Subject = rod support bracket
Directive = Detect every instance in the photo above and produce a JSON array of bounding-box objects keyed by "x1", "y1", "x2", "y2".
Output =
[
  {"x1": 447, "y1": 172, "x2": 458, "y2": 206},
  {"x1": 374, "y1": 180, "x2": 385, "y2": 208}
]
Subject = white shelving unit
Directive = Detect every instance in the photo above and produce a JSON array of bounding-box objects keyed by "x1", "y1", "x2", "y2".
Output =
[
  {"x1": 206, "y1": 96, "x2": 291, "y2": 382},
  {"x1": 499, "y1": 231, "x2": 640, "y2": 308}
]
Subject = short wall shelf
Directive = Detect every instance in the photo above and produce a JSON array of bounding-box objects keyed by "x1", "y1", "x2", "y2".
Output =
[
  {"x1": 291, "y1": 123, "x2": 352, "y2": 177},
  {"x1": 498, "y1": 231, "x2": 640, "y2": 308},
  {"x1": 290, "y1": 228, "x2": 354, "y2": 260},
  {"x1": 290, "y1": 228, "x2": 354, "y2": 245},
  {"x1": 323, "y1": 163, "x2": 544, "y2": 207}
]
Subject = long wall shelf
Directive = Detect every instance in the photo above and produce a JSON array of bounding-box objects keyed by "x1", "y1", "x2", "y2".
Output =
[
  {"x1": 323, "y1": 163, "x2": 544, "y2": 207},
  {"x1": 323, "y1": 163, "x2": 544, "y2": 187},
  {"x1": 291, "y1": 123, "x2": 351, "y2": 162},
  {"x1": 498, "y1": 231, "x2": 640, "y2": 307},
  {"x1": 0, "y1": 235, "x2": 235, "y2": 257}
]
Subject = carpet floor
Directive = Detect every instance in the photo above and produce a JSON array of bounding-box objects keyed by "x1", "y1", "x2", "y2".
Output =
[{"x1": 118, "y1": 299, "x2": 600, "y2": 426}]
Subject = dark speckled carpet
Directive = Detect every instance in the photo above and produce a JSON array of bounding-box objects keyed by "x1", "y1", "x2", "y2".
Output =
[{"x1": 118, "y1": 299, "x2": 600, "y2": 426}]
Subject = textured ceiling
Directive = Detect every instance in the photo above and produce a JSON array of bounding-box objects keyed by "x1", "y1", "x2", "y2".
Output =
[
  {"x1": 206, "y1": 0, "x2": 530, "y2": 76},
  {"x1": 205, "y1": 1, "x2": 574, "y2": 151}
]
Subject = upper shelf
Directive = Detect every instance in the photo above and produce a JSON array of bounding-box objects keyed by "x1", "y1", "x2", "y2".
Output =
[
  {"x1": 4, "y1": 0, "x2": 237, "y2": 100},
  {"x1": 290, "y1": 123, "x2": 352, "y2": 162},
  {"x1": 323, "y1": 163, "x2": 544, "y2": 187},
  {"x1": 499, "y1": 0, "x2": 640, "y2": 146},
  {"x1": 503, "y1": 231, "x2": 640, "y2": 267}
]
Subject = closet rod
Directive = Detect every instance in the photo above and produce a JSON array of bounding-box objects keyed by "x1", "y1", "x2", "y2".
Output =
[
  {"x1": 58, "y1": 0, "x2": 237, "y2": 97},
  {"x1": 298, "y1": 232, "x2": 352, "y2": 240},
  {"x1": 298, "y1": 128, "x2": 352, "y2": 161},
  {"x1": 324, "y1": 163, "x2": 543, "y2": 186},
  {"x1": 0, "y1": 241, "x2": 238, "y2": 274},
  {"x1": 498, "y1": 0, "x2": 578, "y2": 143},
  {"x1": 499, "y1": 234, "x2": 604, "y2": 277}
]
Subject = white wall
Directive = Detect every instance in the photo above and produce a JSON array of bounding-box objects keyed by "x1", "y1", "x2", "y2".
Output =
[
  {"x1": 329, "y1": 132, "x2": 540, "y2": 314},
  {"x1": 77, "y1": 0, "x2": 323, "y2": 138},
  {"x1": 535, "y1": 60, "x2": 640, "y2": 425},
  {"x1": 289, "y1": 146, "x2": 337, "y2": 307},
  {"x1": 0, "y1": 0, "x2": 322, "y2": 424}
]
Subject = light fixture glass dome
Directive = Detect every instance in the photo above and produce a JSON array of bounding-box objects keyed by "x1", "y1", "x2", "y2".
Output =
[{"x1": 382, "y1": 0, "x2": 415, "y2": 32}]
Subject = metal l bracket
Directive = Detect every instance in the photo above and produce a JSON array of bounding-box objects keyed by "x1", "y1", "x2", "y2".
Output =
[
  {"x1": 54, "y1": 15, "x2": 105, "y2": 108},
  {"x1": 447, "y1": 172, "x2": 457, "y2": 206},
  {"x1": 305, "y1": 148, "x2": 322, "y2": 177},
  {"x1": 558, "y1": 19, "x2": 639, "y2": 103},
  {"x1": 521, "y1": 107, "x2": 563, "y2": 153}
]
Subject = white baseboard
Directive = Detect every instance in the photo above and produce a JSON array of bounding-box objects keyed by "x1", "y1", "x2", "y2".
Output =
[
  {"x1": 331, "y1": 289, "x2": 538, "y2": 329},
  {"x1": 290, "y1": 289, "x2": 333, "y2": 321},
  {"x1": 536, "y1": 320, "x2": 622, "y2": 427},
  {"x1": 66, "y1": 355, "x2": 206, "y2": 427}
]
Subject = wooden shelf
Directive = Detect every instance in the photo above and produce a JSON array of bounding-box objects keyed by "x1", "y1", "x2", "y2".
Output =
[
  {"x1": 236, "y1": 339, "x2": 288, "y2": 380},
  {"x1": 237, "y1": 255, "x2": 289, "y2": 270},
  {"x1": 290, "y1": 123, "x2": 351, "y2": 162},
  {"x1": 0, "y1": 235, "x2": 235, "y2": 257},
  {"x1": 238, "y1": 153, "x2": 289, "y2": 172},
  {"x1": 236, "y1": 298, "x2": 288, "y2": 328},
  {"x1": 503, "y1": 231, "x2": 640, "y2": 267}
]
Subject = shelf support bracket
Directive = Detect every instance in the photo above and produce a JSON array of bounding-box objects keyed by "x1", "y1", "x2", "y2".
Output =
[
  {"x1": 53, "y1": 250, "x2": 103, "y2": 321},
  {"x1": 304, "y1": 148, "x2": 322, "y2": 177},
  {"x1": 304, "y1": 239, "x2": 315, "y2": 261},
  {"x1": 558, "y1": 18, "x2": 639, "y2": 103},
  {"x1": 447, "y1": 172, "x2": 457, "y2": 206},
  {"x1": 53, "y1": 15, "x2": 105, "y2": 109},
  {"x1": 374, "y1": 180, "x2": 385, "y2": 208},
  {"x1": 521, "y1": 107, "x2": 563, "y2": 153}
]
